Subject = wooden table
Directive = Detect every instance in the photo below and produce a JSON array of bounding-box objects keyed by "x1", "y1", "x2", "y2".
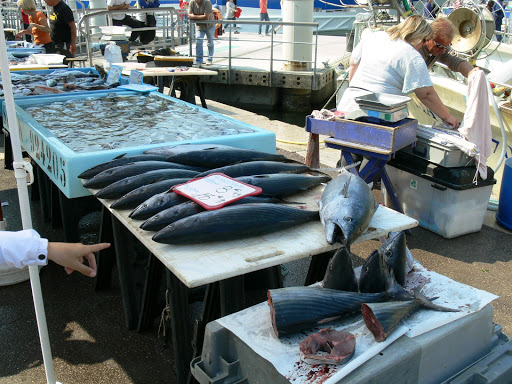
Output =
[
  {"x1": 117, "y1": 63, "x2": 217, "y2": 108},
  {"x1": 90, "y1": 184, "x2": 418, "y2": 384}
]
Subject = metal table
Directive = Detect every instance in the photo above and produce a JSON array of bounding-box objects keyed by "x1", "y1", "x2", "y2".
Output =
[{"x1": 89, "y1": 184, "x2": 418, "y2": 384}]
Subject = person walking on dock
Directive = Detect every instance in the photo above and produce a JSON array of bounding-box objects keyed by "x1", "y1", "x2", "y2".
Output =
[
  {"x1": 188, "y1": 0, "x2": 215, "y2": 65},
  {"x1": 226, "y1": 0, "x2": 239, "y2": 34},
  {"x1": 259, "y1": 0, "x2": 270, "y2": 36}
]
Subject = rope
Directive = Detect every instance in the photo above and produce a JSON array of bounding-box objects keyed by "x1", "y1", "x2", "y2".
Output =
[{"x1": 158, "y1": 289, "x2": 171, "y2": 338}]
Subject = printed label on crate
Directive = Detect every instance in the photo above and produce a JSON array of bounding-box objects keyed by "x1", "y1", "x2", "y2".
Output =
[
  {"x1": 106, "y1": 65, "x2": 123, "y2": 85},
  {"x1": 129, "y1": 70, "x2": 144, "y2": 85},
  {"x1": 172, "y1": 173, "x2": 262, "y2": 210},
  {"x1": 410, "y1": 178, "x2": 418, "y2": 190}
]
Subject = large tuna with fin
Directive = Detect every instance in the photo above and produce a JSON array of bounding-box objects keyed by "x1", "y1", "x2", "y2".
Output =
[{"x1": 319, "y1": 170, "x2": 378, "y2": 247}]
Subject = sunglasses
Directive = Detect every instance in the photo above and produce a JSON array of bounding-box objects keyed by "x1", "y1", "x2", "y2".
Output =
[{"x1": 433, "y1": 40, "x2": 450, "y2": 50}]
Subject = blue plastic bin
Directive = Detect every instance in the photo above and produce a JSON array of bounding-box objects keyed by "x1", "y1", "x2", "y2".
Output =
[{"x1": 496, "y1": 157, "x2": 512, "y2": 230}]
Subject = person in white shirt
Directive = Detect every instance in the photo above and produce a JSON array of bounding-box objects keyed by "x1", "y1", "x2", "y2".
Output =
[
  {"x1": 338, "y1": 15, "x2": 459, "y2": 129},
  {"x1": 0, "y1": 229, "x2": 110, "y2": 277},
  {"x1": 106, "y1": 0, "x2": 145, "y2": 42},
  {"x1": 225, "y1": 0, "x2": 239, "y2": 34}
]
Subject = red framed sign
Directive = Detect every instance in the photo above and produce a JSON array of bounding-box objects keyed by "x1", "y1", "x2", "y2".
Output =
[{"x1": 172, "y1": 173, "x2": 262, "y2": 210}]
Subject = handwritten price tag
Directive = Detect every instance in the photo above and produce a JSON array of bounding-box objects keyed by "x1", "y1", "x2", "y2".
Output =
[
  {"x1": 129, "y1": 69, "x2": 144, "y2": 84},
  {"x1": 106, "y1": 65, "x2": 123, "y2": 85},
  {"x1": 172, "y1": 173, "x2": 262, "y2": 210}
]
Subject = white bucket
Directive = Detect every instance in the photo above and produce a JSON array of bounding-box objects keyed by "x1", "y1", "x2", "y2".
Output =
[{"x1": 0, "y1": 220, "x2": 30, "y2": 286}]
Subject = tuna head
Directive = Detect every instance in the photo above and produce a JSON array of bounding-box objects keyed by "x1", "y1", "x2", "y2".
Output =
[
  {"x1": 319, "y1": 172, "x2": 378, "y2": 247},
  {"x1": 380, "y1": 231, "x2": 407, "y2": 286}
]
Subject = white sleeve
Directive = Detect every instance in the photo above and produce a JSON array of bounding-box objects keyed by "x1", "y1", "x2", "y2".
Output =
[
  {"x1": 401, "y1": 53, "x2": 433, "y2": 94},
  {"x1": 0, "y1": 229, "x2": 48, "y2": 269}
]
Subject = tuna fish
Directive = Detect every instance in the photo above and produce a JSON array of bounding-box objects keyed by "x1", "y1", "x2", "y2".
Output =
[
  {"x1": 381, "y1": 231, "x2": 408, "y2": 286},
  {"x1": 109, "y1": 178, "x2": 192, "y2": 209},
  {"x1": 129, "y1": 191, "x2": 188, "y2": 220},
  {"x1": 267, "y1": 282, "x2": 413, "y2": 338},
  {"x1": 322, "y1": 247, "x2": 358, "y2": 292},
  {"x1": 195, "y1": 161, "x2": 311, "y2": 178},
  {"x1": 152, "y1": 203, "x2": 319, "y2": 244},
  {"x1": 140, "y1": 196, "x2": 283, "y2": 231},
  {"x1": 358, "y1": 250, "x2": 387, "y2": 293},
  {"x1": 84, "y1": 161, "x2": 203, "y2": 189},
  {"x1": 319, "y1": 170, "x2": 378, "y2": 247},
  {"x1": 236, "y1": 174, "x2": 331, "y2": 198},
  {"x1": 78, "y1": 154, "x2": 169, "y2": 179},
  {"x1": 362, "y1": 288, "x2": 460, "y2": 342},
  {"x1": 95, "y1": 170, "x2": 199, "y2": 200},
  {"x1": 166, "y1": 147, "x2": 287, "y2": 168},
  {"x1": 299, "y1": 328, "x2": 356, "y2": 365}
]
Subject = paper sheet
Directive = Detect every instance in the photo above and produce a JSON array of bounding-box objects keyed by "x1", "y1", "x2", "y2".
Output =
[{"x1": 216, "y1": 262, "x2": 498, "y2": 384}]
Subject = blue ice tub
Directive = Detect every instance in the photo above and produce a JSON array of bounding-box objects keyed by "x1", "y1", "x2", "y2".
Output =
[
  {"x1": 0, "y1": 67, "x2": 128, "y2": 108},
  {"x1": 4, "y1": 91, "x2": 277, "y2": 198}
]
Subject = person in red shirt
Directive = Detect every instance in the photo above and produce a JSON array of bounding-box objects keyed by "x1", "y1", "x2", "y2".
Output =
[
  {"x1": 20, "y1": 9, "x2": 32, "y2": 42},
  {"x1": 259, "y1": 0, "x2": 270, "y2": 36},
  {"x1": 17, "y1": 0, "x2": 56, "y2": 53}
]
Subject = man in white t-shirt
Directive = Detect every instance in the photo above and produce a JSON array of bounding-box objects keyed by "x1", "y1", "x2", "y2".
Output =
[{"x1": 107, "y1": 0, "x2": 145, "y2": 42}]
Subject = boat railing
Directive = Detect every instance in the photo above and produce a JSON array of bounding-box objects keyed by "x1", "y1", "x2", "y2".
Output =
[
  {"x1": 78, "y1": 7, "x2": 188, "y2": 66},
  {"x1": 191, "y1": 19, "x2": 321, "y2": 89},
  {"x1": 0, "y1": 4, "x2": 24, "y2": 31}
]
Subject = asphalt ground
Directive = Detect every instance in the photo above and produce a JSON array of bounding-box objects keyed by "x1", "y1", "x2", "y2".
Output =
[{"x1": 0, "y1": 100, "x2": 511, "y2": 383}]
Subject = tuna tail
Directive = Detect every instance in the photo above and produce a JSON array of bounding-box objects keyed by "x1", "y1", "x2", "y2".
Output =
[{"x1": 414, "y1": 288, "x2": 460, "y2": 312}]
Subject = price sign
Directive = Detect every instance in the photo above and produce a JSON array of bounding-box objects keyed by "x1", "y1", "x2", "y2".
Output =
[
  {"x1": 106, "y1": 65, "x2": 123, "y2": 85},
  {"x1": 172, "y1": 173, "x2": 262, "y2": 210},
  {"x1": 129, "y1": 69, "x2": 144, "y2": 85}
]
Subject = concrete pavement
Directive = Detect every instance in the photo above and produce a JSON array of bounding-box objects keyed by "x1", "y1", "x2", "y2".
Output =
[{"x1": 0, "y1": 97, "x2": 511, "y2": 384}]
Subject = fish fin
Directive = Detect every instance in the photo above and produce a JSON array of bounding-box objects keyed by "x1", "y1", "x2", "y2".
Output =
[
  {"x1": 384, "y1": 264, "x2": 413, "y2": 301},
  {"x1": 114, "y1": 153, "x2": 127, "y2": 159},
  {"x1": 317, "y1": 316, "x2": 342, "y2": 324},
  {"x1": 414, "y1": 288, "x2": 460, "y2": 312},
  {"x1": 341, "y1": 176, "x2": 352, "y2": 198}
]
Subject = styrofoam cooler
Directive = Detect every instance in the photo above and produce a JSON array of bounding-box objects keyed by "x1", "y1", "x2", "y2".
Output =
[{"x1": 382, "y1": 152, "x2": 495, "y2": 238}]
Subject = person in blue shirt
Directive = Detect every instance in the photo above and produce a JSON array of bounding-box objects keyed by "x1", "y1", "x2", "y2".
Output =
[
  {"x1": 492, "y1": 0, "x2": 506, "y2": 42},
  {"x1": 138, "y1": 0, "x2": 160, "y2": 44},
  {"x1": 422, "y1": 0, "x2": 436, "y2": 19}
]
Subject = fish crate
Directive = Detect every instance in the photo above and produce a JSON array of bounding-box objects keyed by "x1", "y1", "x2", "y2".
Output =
[
  {"x1": 381, "y1": 152, "x2": 496, "y2": 238},
  {"x1": 153, "y1": 55, "x2": 194, "y2": 67},
  {"x1": 191, "y1": 305, "x2": 496, "y2": 384},
  {"x1": 3, "y1": 91, "x2": 276, "y2": 199},
  {"x1": 305, "y1": 116, "x2": 417, "y2": 154}
]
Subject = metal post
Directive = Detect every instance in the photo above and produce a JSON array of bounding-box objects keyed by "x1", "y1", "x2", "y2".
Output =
[{"x1": 0, "y1": 12, "x2": 56, "y2": 384}]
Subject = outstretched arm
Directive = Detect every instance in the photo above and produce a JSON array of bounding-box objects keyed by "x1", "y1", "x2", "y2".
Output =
[
  {"x1": 48, "y1": 242, "x2": 110, "y2": 277},
  {"x1": 414, "y1": 85, "x2": 460, "y2": 128}
]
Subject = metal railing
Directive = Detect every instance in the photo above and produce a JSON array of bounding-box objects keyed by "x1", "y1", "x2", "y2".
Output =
[
  {"x1": 78, "y1": 7, "x2": 188, "y2": 66},
  {"x1": 190, "y1": 19, "x2": 320, "y2": 89}
]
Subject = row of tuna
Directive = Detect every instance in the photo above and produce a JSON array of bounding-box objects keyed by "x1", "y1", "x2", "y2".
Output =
[
  {"x1": 79, "y1": 144, "x2": 330, "y2": 244},
  {"x1": 268, "y1": 171, "x2": 458, "y2": 365}
]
